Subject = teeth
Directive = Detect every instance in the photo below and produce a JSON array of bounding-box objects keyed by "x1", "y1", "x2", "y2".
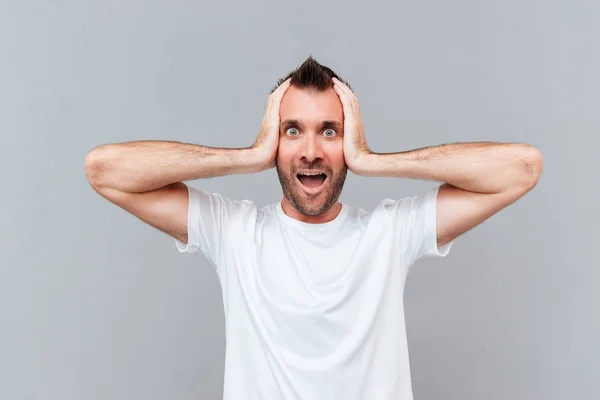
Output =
[{"x1": 298, "y1": 172, "x2": 325, "y2": 176}]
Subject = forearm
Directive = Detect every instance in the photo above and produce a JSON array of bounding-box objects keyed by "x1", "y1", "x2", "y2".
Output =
[
  {"x1": 85, "y1": 140, "x2": 265, "y2": 193},
  {"x1": 357, "y1": 142, "x2": 542, "y2": 194}
]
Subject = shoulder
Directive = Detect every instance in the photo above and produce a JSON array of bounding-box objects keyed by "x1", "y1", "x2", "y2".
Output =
[
  {"x1": 185, "y1": 185, "x2": 259, "y2": 227},
  {"x1": 362, "y1": 186, "x2": 442, "y2": 231}
]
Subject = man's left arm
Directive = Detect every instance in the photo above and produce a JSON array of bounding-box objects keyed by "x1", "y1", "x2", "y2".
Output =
[
  {"x1": 353, "y1": 142, "x2": 543, "y2": 247},
  {"x1": 331, "y1": 77, "x2": 544, "y2": 248}
]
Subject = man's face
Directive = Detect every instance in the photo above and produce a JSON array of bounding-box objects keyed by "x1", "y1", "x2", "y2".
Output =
[{"x1": 276, "y1": 86, "x2": 347, "y2": 217}]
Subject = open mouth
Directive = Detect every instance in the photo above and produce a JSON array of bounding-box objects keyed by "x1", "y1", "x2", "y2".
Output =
[{"x1": 296, "y1": 172, "x2": 327, "y2": 190}]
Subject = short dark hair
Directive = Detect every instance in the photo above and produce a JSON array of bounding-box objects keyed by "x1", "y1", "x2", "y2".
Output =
[{"x1": 270, "y1": 55, "x2": 352, "y2": 94}]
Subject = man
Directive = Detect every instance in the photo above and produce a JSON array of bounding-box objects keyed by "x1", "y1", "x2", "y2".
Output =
[{"x1": 85, "y1": 56, "x2": 543, "y2": 400}]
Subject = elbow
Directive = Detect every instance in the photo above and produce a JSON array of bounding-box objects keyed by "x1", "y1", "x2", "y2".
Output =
[
  {"x1": 521, "y1": 145, "x2": 543, "y2": 190},
  {"x1": 84, "y1": 145, "x2": 113, "y2": 189}
]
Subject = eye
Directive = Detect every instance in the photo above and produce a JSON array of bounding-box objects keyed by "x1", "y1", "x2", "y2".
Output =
[
  {"x1": 286, "y1": 127, "x2": 299, "y2": 136},
  {"x1": 323, "y1": 128, "x2": 336, "y2": 137}
]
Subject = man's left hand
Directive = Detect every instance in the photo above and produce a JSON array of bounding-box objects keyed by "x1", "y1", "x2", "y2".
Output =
[{"x1": 332, "y1": 77, "x2": 372, "y2": 174}]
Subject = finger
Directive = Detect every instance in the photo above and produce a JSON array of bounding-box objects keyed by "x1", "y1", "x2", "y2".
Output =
[
  {"x1": 333, "y1": 78, "x2": 360, "y2": 114},
  {"x1": 272, "y1": 78, "x2": 292, "y2": 98},
  {"x1": 332, "y1": 82, "x2": 353, "y2": 113},
  {"x1": 265, "y1": 78, "x2": 291, "y2": 115},
  {"x1": 333, "y1": 79, "x2": 360, "y2": 115},
  {"x1": 272, "y1": 79, "x2": 291, "y2": 108},
  {"x1": 268, "y1": 78, "x2": 291, "y2": 111},
  {"x1": 268, "y1": 79, "x2": 291, "y2": 124},
  {"x1": 332, "y1": 77, "x2": 354, "y2": 99}
]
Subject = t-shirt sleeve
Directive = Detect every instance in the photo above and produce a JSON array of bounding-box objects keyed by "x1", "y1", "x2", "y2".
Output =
[
  {"x1": 174, "y1": 183, "x2": 247, "y2": 267},
  {"x1": 392, "y1": 184, "x2": 454, "y2": 268}
]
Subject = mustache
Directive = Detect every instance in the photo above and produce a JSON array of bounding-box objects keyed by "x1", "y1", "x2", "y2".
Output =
[{"x1": 293, "y1": 162, "x2": 331, "y2": 174}]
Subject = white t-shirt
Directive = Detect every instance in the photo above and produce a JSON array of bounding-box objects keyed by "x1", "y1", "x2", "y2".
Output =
[{"x1": 175, "y1": 183, "x2": 453, "y2": 400}]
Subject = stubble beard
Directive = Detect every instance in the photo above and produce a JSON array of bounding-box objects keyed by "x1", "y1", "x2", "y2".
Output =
[{"x1": 276, "y1": 161, "x2": 348, "y2": 217}]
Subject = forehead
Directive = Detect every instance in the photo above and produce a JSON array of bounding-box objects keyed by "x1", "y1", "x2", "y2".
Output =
[{"x1": 280, "y1": 86, "x2": 343, "y2": 123}]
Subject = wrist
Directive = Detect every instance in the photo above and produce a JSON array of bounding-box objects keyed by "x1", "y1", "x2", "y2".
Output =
[
  {"x1": 349, "y1": 151, "x2": 376, "y2": 176},
  {"x1": 246, "y1": 146, "x2": 275, "y2": 172}
]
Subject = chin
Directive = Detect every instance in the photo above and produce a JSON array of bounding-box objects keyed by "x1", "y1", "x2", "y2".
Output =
[
  {"x1": 291, "y1": 186, "x2": 337, "y2": 216},
  {"x1": 277, "y1": 164, "x2": 347, "y2": 216},
  {"x1": 295, "y1": 201, "x2": 329, "y2": 216}
]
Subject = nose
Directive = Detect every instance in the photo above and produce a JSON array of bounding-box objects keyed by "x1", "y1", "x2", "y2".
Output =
[{"x1": 301, "y1": 133, "x2": 325, "y2": 163}]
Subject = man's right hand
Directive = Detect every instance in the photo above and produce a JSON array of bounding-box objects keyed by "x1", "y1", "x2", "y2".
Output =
[{"x1": 251, "y1": 78, "x2": 292, "y2": 170}]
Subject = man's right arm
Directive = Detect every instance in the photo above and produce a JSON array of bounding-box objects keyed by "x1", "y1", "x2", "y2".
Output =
[
  {"x1": 84, "y1": 141, "x2": 267, "y2": 245},
  {"x1": 84, "y1": 78, "x2": 291, "y2": 246}
]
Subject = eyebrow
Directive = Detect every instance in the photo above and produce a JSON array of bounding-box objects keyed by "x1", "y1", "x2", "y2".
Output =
[{"x1": 281, "y1": 119, "x2": 343, "y2": 130}]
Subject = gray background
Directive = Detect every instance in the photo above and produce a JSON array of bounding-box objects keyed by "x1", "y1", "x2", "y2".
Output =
[{"x1": 1, "y1": 0, "x2": 598, "y2": 399}]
